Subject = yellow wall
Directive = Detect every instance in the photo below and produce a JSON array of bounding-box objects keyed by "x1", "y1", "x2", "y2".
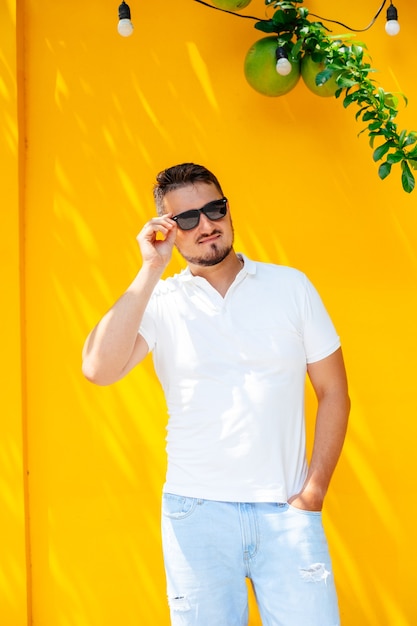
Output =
[
  {"x1": 3, "y1": 0, "x2": 417, "y2": 624},
  {"x1": 0, "y1": 0, "x2": 29, "y2": 624}
]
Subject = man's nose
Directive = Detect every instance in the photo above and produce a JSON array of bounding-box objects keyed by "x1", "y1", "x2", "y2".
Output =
[{"x1": 198, "y1": 212, "x2": 216, "y2": 231}]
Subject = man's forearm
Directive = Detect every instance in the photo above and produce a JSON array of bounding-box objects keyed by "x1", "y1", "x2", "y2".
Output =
[
  {"x1": 299, "y1": 390, "x2": 350, "y2": 509},
  {"x1": 82, "y1": 265, "x2": 162, "y2": 385},
  {"x1": 289, "y1": 348, "x2": 350, "y2": 510}
]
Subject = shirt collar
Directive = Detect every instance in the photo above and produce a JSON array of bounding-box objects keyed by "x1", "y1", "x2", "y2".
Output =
[{"x1": 179, "y1": 253, "x2": 256, "y2": 282}]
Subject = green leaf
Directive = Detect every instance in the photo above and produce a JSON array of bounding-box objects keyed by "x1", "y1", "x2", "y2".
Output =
[
  {"x1": 398, "y1": 129, "x2": 407, "y2": 146},
  {"x1": 387, "y1": 151, "x2": 405, "y2": 164},
  {"x1": 254, "y1": 21, "x2": 279, "y2": 33},
  {"x1": 278, "y1": 32, "x2": 293, "y2": 44},
  {"x1": 361, "y1": 110, "x2": 375, "y2": 122},
  {"x1": 404, "y1": 132, "x2": 417, "y2": 147},
  {"x1": 375, "y1": 87, "x2": 386, "y2": 105},
  {"x1": 407, "y1": 147, "x2": 417, "y2": 160},
  {"x1": 368, "y1": 121, "x2": 382, "y2": 131},
  {"x1": 378, "y1": 162, "x2": 392, "y2": 180},
  {"x1": 291, "y1": 39, "x2": 303, "y2": 59},
  {"x1": 384, "y1": 93, "x2": 399, "y2": 109},
  {"x1": 338, "y1": 76, "x2": 358, "y2": 89},
  {"x1": 272, "y1": 11, "x2": 287, "y2": 25},
  {"x1": 401, "y1": 161, "x2": 416, "y2": 193},
  {"x1": 373, "y1": 142, "x2": 391, "y2": 162},
  {"x1": 272, "y1": 8, "x2": 297, "y2": 26},
  {"x1": 315, "y1": 69, "x2": 333, "y2": 86},
  {"x1": 343, "y1": 92, "x2": 359, "y2": 108}
]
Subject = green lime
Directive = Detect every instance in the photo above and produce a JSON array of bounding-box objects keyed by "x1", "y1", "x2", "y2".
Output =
[
  {"x1": 244, "y1": 37, "x2": 300, "y2": 97},
  {"x1": 212, "y1": 0, "x2": 252, "y2": 9},
  {"x1": 301, "y1": 54, "x2": 339, "y2": 98}
]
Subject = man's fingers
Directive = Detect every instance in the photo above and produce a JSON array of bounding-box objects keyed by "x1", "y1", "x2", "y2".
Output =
[{"x1": 140, "y1": 216, "x2": 176, "y2": 241}]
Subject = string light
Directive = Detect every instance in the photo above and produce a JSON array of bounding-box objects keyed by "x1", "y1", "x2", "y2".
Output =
[
  {"x1": 385, "y1": 2, "x2": 400, "y2": 36},
  {"x1": 194, "y1": 0, "x2": 401, "y2": 37},
  {"x1": 118, "y1": 1, "x2": 134, "y2": 37},
  {"x1": 275, "y1": 47, "x2": 292, "y2": 76}
]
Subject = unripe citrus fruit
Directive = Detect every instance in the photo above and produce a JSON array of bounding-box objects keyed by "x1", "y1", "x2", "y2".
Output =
[
  {"x1": 211, "y1": 0, "x2": 252, "y2": 10},
  {"x1": 301, "y1": 54, "x2": 339, "y2": 98},
  {"x1": 244, "y1": 37, "x2": 300, "y2": 97}
]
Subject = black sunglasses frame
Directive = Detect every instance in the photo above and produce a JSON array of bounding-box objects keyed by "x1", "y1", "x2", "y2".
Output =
[{"x1": 171, "y1": 197, "x2": 228, "y2": 231}]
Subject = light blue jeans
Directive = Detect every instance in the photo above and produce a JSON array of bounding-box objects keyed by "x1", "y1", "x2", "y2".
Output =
[{"x1": 161, "y1": 494, "x2": 340, "y2": 626}]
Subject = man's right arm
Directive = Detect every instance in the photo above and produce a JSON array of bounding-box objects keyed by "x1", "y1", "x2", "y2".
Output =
[{"x1": 82, "y1": 214, "x2": 177, "y2": 386}]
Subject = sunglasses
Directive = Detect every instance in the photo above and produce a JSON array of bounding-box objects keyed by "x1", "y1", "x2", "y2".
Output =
[{"x1": 171, "y1": 197, "x2": 228, "y2": 231}]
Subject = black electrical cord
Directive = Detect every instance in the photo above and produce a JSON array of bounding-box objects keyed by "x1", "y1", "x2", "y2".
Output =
[
  {"x1": 310, "y1": 0, "x2": 388, "y2": 32},
  {"x1": 193, "y1": 0, "x2": 260, "y2": 20},
  {"x1": 193, "y1": 0, "x2": 389, "y2": 33}
]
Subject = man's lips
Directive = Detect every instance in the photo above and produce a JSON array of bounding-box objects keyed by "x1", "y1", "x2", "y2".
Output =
[{"x1": 197, "y1": 231, "x2": 221, "y2": 244}]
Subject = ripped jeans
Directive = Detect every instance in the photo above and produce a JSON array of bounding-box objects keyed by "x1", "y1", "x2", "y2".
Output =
[{"x1": 161, "y1": 494, "x2": 340, "y2": 626}]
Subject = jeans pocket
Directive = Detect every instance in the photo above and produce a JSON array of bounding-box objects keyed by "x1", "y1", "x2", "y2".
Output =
[
  {"x1": 162, "y1": 493, "x2": 198, "y2": 520},
  {"x1": 286, "y1": 503, "x2": 322, "y2": 517}
]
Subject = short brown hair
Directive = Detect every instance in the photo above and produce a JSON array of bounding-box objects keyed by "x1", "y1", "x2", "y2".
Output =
[{"x1": 153, "y1": 163, "x2": 224, "y2": 215}]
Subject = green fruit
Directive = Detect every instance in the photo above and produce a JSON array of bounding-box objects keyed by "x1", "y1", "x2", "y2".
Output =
[
  {"x1": 301, "y1": 54, "x2": 339, "y2": 98},
  {"x1": 211, "y1": 0, "x2": 252, "y2": 10},
  {"x1": 244, "y1": 37, "x2": 301, "y2": 97}
]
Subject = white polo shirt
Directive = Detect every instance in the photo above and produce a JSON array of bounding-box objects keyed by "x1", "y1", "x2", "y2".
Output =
[{"x1": 139, "y1": 255, "x2": 340, "y2": 503}]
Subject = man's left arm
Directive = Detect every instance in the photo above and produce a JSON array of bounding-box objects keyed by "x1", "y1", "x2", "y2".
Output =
[{"x1": 288, "y1": 347, "x2": 350, "y2": 511}]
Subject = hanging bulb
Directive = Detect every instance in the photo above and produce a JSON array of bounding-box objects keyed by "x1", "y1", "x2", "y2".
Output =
[
  {"x1": 275, "y1": 47, "x2": 292, "y2": 76},
  {"x1": 118, "y1": 1, "x2": 134, "y2": 37},
  {"x1": 385, "y1": 3, "x2": 400, "y2": 36}
]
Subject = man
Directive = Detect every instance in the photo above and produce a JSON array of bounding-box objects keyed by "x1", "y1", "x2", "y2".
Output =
[{"x1": 82, "y1": 163, "x2": 350, "y2": 626}]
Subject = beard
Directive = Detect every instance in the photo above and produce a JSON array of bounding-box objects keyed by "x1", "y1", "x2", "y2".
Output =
[
  {"x1": 177, "y1": 228, "x2": 234, "y2": 267},
  {"x1": 182, "y1": 242, "x2": 233, "y2": 267}
]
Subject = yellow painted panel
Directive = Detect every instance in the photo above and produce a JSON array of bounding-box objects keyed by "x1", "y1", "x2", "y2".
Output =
[
  {"x1": 23, "y1": 1, "x2": 417, "y2": 625},
  {"x1": 0, "y1": 1, "x2": 28, "y2": 625}
]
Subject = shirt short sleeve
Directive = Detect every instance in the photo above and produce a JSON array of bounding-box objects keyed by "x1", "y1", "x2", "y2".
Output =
[
  {"x1": 302, "y1": 276, "x2": 341, "y2": 363},
  {"x1": 138, "y1": 299, "x2": 157, "y2": 353}
]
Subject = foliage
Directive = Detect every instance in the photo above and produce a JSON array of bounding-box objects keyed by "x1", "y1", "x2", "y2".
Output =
[{"x1": 254, "y1": 0, "x2": 417, "y2": 193}]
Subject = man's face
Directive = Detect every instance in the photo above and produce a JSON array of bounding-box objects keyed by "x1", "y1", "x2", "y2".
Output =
[{"x1": 162, "y1": 182, "x2": 234, "y2": 268}]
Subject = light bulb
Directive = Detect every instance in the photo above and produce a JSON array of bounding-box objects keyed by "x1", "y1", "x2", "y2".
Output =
[
  {"x1": 385, "y1": 19, "x2": 400, "y2": 35},
  {"x1": 276, "y1": 57, "x2": 292, "y2": 76},
  {"x1": 118, "y1": 1, "x2": 134, "y2": 37},
  {"x1": 118, "y1": 18, "x2": 134, "y2": 37},
  {"x1": 275, "y1": 47, "x2": 292, "y2": 76},
  {"x1": 385, "y1": 4, "x2": 400, "y2": 36}
]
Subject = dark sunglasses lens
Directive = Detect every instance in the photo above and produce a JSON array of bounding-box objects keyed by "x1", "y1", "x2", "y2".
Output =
[
  {"x1": 204, "y1": 200, "x2": 227, "y2": 221},
  {"x1": 174, "y1": 198, "x2": 227, "y2": 230},
  {"x1": 176, "y1": 211, "x2": 200, "y2": 230}
]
